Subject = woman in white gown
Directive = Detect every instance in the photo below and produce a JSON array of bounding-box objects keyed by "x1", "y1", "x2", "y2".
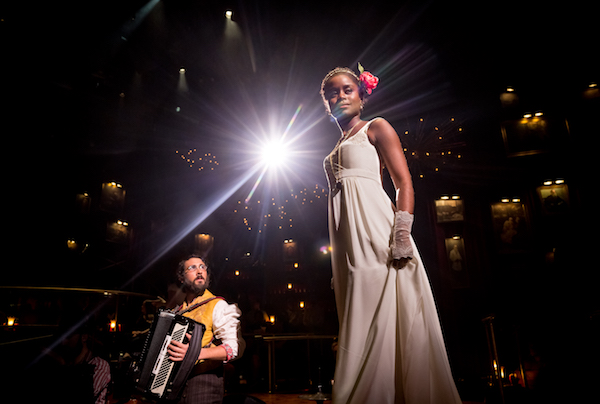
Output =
[{"x1": 320, "y1": 66, "x2": 462, "y2": 404}]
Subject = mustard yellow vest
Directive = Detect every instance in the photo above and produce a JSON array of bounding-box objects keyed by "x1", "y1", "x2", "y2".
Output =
[{"x1": 180, "y1": 290, "x2": 222, "y2": 349}]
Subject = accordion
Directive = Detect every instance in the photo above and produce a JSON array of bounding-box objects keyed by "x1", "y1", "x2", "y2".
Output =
[{"x1": 133, "y1": 310, "x2": 205, "y2": 401}]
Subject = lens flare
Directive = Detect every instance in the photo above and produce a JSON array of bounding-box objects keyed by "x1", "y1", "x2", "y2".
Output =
[{"x1": 245, "y1": 166, "x2": 267, "y2": 204}]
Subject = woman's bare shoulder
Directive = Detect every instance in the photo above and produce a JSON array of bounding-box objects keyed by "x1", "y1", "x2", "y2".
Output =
[{"x1": 368, "y1": 118, "x2": 397, "y2": 142}]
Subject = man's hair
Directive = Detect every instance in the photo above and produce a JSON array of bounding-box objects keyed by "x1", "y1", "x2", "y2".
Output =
[{"x1": 177, "y1": 253, "x2": 211, "y2": 286}]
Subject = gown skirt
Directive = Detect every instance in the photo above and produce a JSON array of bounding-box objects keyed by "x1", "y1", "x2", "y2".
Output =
[{"x1": 323, "y1": 118, "x2": 462, "y2": 404}]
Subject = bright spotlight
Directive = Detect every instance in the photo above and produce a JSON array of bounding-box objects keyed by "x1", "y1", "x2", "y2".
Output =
[
  {"x1": 261, "y1": 139, "x2": 289, "y2": 168},
  {"x1": 225, "y1": 10, "x2": 233, "y2": 19}
]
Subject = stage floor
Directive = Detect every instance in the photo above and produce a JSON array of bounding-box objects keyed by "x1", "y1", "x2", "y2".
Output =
[
  {"x1": 226, "y1": 392, "x2": 484, "y2": 404},
  {"x1": 234, "y1": 393, "x2": 321, "y2": 404}
]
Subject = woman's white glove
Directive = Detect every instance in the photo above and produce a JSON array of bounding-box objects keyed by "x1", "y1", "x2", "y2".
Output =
[{"x1": 391, "y1": 210, "x2": 414, "y2": 260}]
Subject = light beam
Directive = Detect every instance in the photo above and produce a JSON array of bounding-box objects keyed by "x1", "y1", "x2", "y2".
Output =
[{"x1": 121, "y1": 162, "x2": 263, "y2": 289}]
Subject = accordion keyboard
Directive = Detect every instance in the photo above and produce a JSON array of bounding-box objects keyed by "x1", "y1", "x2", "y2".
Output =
[{"x1": 150, "y1": 321, "x2": 188, "y2": 396}]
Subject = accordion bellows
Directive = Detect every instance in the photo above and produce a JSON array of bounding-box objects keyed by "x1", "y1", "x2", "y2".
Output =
[{"x1": 134, "y1": 310, "x2": 205, "y2": 401}]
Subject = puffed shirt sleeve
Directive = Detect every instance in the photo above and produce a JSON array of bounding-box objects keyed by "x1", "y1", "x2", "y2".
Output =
[{"x1": 212, "y1": 299, "x2": 245, "y2": 362}]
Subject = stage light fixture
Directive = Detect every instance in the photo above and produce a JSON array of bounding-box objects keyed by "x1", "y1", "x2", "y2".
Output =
[{"x1": 225, "y1": 10, "x2": 233, "y2": 19}]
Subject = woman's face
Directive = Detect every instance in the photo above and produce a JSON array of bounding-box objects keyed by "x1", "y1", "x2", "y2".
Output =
[{"x1": 322, "y1": 73, "x2": 363, "y2": 120}]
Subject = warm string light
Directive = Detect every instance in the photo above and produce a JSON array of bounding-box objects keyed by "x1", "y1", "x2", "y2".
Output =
[
  {"x1": 233, "y1": 184, "x2": 327, "y2": 233},
  {"x1": 175, "y1": 149, "x2": 219, "y2": 172},
  {"x1": 401, "y1": 117, "x2": 465, "y2": 179}
]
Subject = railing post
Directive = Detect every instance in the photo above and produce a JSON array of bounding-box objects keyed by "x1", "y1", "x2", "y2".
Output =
[
  {"x1": 482, "y1": 315, "x2": 505, "y2": 404},
  {"x1": 267, "y1": 339, "x2": 275, "y2": 393}
]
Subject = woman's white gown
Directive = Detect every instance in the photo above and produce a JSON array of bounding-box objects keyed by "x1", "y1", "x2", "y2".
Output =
[{"x1": 323, "y1": 118, "x2": 462, "y2": 404}]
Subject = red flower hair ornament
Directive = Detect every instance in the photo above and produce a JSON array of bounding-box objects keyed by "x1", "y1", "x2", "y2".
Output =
[{"x1": 358, "y1": 63, "x2": 379, "y2": 95}]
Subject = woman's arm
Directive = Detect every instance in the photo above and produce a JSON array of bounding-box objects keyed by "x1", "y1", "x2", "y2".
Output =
[
  {"x1": 368, "y1": 118, "x2": 415, "y2": 267},
  {"x1": 368, "y1": 118, "x2": 414, "y2": 213}
]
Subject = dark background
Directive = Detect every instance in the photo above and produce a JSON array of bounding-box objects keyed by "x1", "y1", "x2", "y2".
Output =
[{"x1": 2, "y1": 0, "x2": 597, "y2": 401}]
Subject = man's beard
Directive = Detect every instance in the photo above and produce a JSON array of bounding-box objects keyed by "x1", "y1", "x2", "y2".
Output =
[{"x1": 182, "y1": 276, "x2": 208, "y2": 297}]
